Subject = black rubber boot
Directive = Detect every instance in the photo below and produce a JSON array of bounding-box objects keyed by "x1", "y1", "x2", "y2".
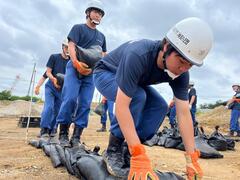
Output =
[
  {"x1": 96, "y1": 123, "x2": 107, "y2": 132},
  {"x1": 103, "y1": 133, "x2": 128, "y2": 178},
  {"x1": 40, "y1": 128, "x2": 50, "y2": 138},
  {"x1": 48, "y1": 128, "x2": 58, "y2": 144},
  {"x1": 236, "y1": 131, "x2": 240, "y2": 137},
  {"x1": 49, "y1": 128, "x2": 57, "y2": 137},
  {"x1": 70, "y1": 126, "x2": 83, "y2": 147},
  {"x1": 59, "y1": 124, "x2": 70, "y2": 147}
]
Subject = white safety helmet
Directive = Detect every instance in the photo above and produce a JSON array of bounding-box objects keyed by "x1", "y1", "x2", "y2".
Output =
[
  {"x1": 166, "y1": 17, "x2": 213, "y2": 66},
  {"x1": 189, "y1": 81, "x2": 194, "y2": 86},
  {"x1": 62, "y1": 39, "x2": 68, "y2": 47},
  {"x1": 232, "y1": 84, "x2": 240, "y2": 87},
  {"x1": 85, "y1": 0, "x2": 105, "y2": 16}
]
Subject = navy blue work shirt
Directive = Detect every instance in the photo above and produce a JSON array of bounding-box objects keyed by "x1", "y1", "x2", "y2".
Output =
[
  {"x1": 233, "y1": 91, "x2": 240, "y2": 110},
  {"x1": 94, "y1": 39, "x2": 189, "y2": 100},
  {"x1": 46, "y1": 54, "x2": 69, "y2": 77},
  {"x1": 68, "y1": 24, "x2": 107, "y2": 52}
]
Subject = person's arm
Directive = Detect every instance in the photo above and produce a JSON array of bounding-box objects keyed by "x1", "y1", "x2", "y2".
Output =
[
  {"x1": 115, "y1": 88, "x2": 140, "y2": 145},
  {"x1": 189, "y1": 95, "x2": 196, "y2": 108},
  {"x1": 175, "y1": 97, "x2": 195, "y2": 152},
  {"x1": 46, "y1": 67, "x2": 60, "y2": 89},
  {"x1": 175, "y1": 97, "x2": 203, "y2": 179},
  {"x1": 102, "y1": 52, "x2": 107, "y2": 57},
  {"x1": 34, "y1": 76, "x2": 46, "y2": 95},
  {"x1": 68, "y1": 41, "x2": 92, "y2": 75},
  {"x1": 115, "y1": 87, "x2": 157, "y2": 180},
  {"x1": 226, "y1": 96, "x2": 235, "y2": 106},
  {"x1": 169, "y1": 99, "x2": 175, "y2": 108}
]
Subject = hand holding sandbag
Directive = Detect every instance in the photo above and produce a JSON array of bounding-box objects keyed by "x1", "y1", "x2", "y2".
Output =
[
  {"x1": 55, "y1": 73, "x2": 65, "y2": 88},
  {"x1": 73, "y1": 60, "x2": 92, "y2": 75},
  {"x1": 128, "y1": 144, "x2": 158, "y2": 180},
  {"x1": 74, "y1": 45, "x2": 102, "y2": 79},
  {"x1": 185, "y1": 150, "x2": 203, "y2": 180},
  {"x1": 75, "y1": 45, "x2": 102, "y2": 68},
  {"x1": 94, "y1": 102, "x2": 106, "y2": 117},
  {"x1": 51, "y1": 77, "x2": 61, "y2": 89}
]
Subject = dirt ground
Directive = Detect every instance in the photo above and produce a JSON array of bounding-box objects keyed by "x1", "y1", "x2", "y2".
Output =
[{"x1": 0, "y1": 103, "x2": 240, "y2": 180}]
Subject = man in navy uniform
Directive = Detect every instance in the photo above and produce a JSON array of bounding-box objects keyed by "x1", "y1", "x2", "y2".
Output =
[
  {"x1": 94, "y1": 17, "x2": 213, "y2": 180},
  {"x1": 56, "y1": 0, "x2": 107, "y2": 147}
]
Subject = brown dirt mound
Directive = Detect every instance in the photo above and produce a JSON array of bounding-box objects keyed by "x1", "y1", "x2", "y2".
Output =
[
  {"x1": 197, "y1": 106, "x2": 231, "y2": 133},
  {"x1": 0, "y1": 100, "x2": 43, "y2": 117}
]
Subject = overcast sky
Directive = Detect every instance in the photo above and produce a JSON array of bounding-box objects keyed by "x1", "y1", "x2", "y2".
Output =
[{"x1": 0, "y1": 0, "x2": 239, "y2": 106}]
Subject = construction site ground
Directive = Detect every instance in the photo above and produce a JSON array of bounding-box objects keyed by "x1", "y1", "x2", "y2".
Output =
[{"x1": 0, "y1": 101, "x2": 240, "y2": 180}]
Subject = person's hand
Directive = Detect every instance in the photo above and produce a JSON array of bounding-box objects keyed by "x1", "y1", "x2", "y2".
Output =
[
  {"x1": 101, "y1": 96, "x2": 107, "y2": 104},
  {"x1": 185, "y1": 150, "x2": 203, "y2": 180},
  {"x1": 72, "y1": 60, "x2": 92, "y2": 75},
  {"x1": 51, "y1": 77, "x2": 60, "y2": 89},
  {"x1": 189, "y1": 104, "x2": 192, "y2": 109},
  {"x1": 34, "y1": 85, "x2": 40, "y2": 95},
  {"x1": 224, "y1": 105, "x2": 228, "y2": 110},
  {"x1": 128, "y1": 144, "x2": 158, "y2": 180}
]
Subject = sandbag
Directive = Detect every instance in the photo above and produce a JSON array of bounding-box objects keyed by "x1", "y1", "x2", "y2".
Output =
[
  {"x1": 43, "y1": 144, "x2": 62, "y2": 168},
  {"x1": 28, "y1": 139, "x2": 41, "y2": 148},
  {"x1": 64, "y1": 145, "x2": 89, "y2": 175},
  {"x1": 155, "y1": 170, "x2": 185, "y2": 180},
  {"x1": 226, "y1": 138, "x2": 235, "y2": 150},
  {"x1": 164, "y1": 136, "x2": 182, "y2": 148},
  {"x1": 75, "y1": 45, "x2": 102, "y2": 79},
  {"x1": 157, "y1": 127, "x2": 182, "y2": 148},
  {"x1": 55, "y1": 73, "x2": 64, "y2": 87},
  {"x1": 208, "y1": 137, "x2": 227, "y2": 151},
  {"x1": 76, "y1": 154, "x2": 185, "y2": 180},
  {"x1": 143, "y1": 134, "x2": 159, "y2": 146},
  {"x1": 76, "y1": 154, "x2": 118, "y2": 180},
  {"x1": 176, "y1": 136, "x2": 224, "y2": 159},
  {"x1": 28, "y1": 139, "x2": 48, "y2": 149},
  {"x1": 55, "y1": 144, "x2": 67, "y2": 166},
  {"x1": 94, "y1": 102, "x2": 106, "y2": 117},
  {"x1": 157, "y1": 134, "x2": 167, "y2": 146},
  {"x1": 208, "y1": 126, "x2": 234, "y2": 151}
]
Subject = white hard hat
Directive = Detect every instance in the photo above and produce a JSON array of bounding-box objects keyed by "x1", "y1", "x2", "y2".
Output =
[
  {"x1": 166, "y1": 17, "x2": 213, "y2": 66},
  {"x1": 85, "y1": 0, "x2": 105, "y2": 16},
  {"x1": 62, "y1": 39, "x2": 68, "y2": 46},
  {"x1": 232, "y1": 84, "x2": 240, "y2": 87},
  {"x1": 189, "y1": 81, "x2": 194, "y2": 86}
]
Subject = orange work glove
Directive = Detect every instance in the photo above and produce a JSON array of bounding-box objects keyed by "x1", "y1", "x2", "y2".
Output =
[
  {"x1": 185, "y1": 150, "x2": 203, "y2": 180},
  {"x1": 72, "y1": 60, "x2": 92, "y2": 76},
  {"x1": 128, "y1": 144, "x2": 158, "y2": 180}
]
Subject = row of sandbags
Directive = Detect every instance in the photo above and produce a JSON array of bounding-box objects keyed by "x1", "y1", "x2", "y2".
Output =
[
  {"x1": 29, "y1": 138, "x2": 185, "y2": 180},
  {"x1": 144, "y1": 125, "x2": 236, "y2": 159}
]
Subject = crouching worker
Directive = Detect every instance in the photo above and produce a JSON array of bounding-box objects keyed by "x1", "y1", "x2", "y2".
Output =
[
  {"x1": 93, "y1": 17, "x2": 213, "y2": 180},
  {"x1": 40, "y1": 39, "x2": 69, "y2": 138}
]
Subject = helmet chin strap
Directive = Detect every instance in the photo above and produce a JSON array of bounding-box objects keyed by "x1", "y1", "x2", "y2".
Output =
[
  {"x1": 88, "y1": 15, "x2": 100, "y2": 25},
  {"x1": 162, "y1": 50, "x2": 179, "y2": 80}
]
